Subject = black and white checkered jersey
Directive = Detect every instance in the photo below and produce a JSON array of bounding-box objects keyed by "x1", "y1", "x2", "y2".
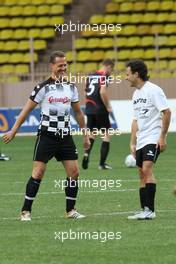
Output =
[{"x1": 30, "y1": 77, "x2": 79, "y2": 133}]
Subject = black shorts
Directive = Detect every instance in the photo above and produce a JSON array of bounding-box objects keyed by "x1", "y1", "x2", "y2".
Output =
[
  {"x1": 136, "y1": 144, "x2": 160, "y2": 168},
  {"x1": 86, "y1": 113, "x2": 110, "y2": 131},
  {"x1": 33, "y1": 133, "x2": 78, "y2": 163}
]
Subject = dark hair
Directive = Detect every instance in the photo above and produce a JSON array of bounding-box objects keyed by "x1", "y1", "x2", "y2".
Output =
[
  {"x1": 49, "y1": 51, "x2": 65, "y2": 63},
  {"x1": 126, "y1": 59, "x2": 149, "y2": 81},
  {"x1": 102, "y1": 58, "x2": 115, "y2": 67}
]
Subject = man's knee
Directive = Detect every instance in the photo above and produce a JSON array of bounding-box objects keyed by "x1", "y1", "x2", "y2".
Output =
[
  {"x1": 32, "y1": 162, "x2": 46, "y2": 179},
  {"x1": 69, "y1": 167, "x2": 79, "y2": 180}
]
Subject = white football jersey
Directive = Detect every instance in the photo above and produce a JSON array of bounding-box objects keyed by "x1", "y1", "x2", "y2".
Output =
[
  {"x1": 30, "y1": 77, "x2": 79, "y2": 133},
  {"x1": 132, "y1": 81, "x2": 169, "y2": 150}
]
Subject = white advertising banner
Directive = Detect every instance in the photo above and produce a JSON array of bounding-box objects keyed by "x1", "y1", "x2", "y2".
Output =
[{"x1": 111, "y1": 99, "x2": 176, "y2": 133}]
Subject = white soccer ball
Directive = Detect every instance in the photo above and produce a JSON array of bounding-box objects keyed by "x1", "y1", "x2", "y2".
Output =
[{"x1": 125, "y1": 154, "x2": 136, "y2": 168}]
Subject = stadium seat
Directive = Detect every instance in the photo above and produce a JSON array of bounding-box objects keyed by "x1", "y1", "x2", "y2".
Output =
[
  {"x1": 37, "y1": 5, "x2": 50, "y2": 15},
  {"x1": 168, "y1": 60, "x2": 176, "y2": 71},
  {"x1": 105, "y1": 2, "x2": 119, "y2": 13},
  {"x1": 122, "y1": 25, "x2": 137, "y2": 35},
  {"x1": 75, "y1": 38, "x2": 87, "y2": 49},
  {"x1": 4, "y1": 0, "x2": 18, "y2": 5},
  {"x1": 50, "y1": 16, "x2": 64, "y2": 26},
  {"x1": 69, "y1": 63, "x2": 84, "y2": 73},
  {"x1": 160, "y1": 1, "x2": 174, "y2": 11},
  {"x1": 0, "y1": 18, "x2": 9, "y2": 28},
  {"x1": 31, "y1": 0, "x2": 46, "y2": 5},
  {"x1": 117, "y1": 50, "x2": 131, "y2": 60},
  {"x1": 164, "y1": 24, "x2": 176, "y2": 34},
  {"x1": 147, "y1": 1, "x2": 160, "y2": 11},
  {"x1": 157, "y1": 13, "x2": 169, "y2": 23},
  {"x1": 100, "y1": 38, "x2": 114, "y2": 48},
  {"x1": 23, "y1": 53, "x2": 38, "y2": 63},
  {"x1": 145, "y1": 60, "x2": 155, "y2": 70},
  {"x1": 36, "y1": 17, "x2": 50, "y2": 27},
  {"x1": 104, "y1": 15, "x2": 117, "y2": 24},
  {"x1": 6, "y1": 76, "x2": 20, "y2": 83},
  {"x1": 133, "y1": 2, "x2": 146, "y2": 11},
  {"x1": 168, "y1": 13, "x2": 176, "y2": 22},
  {"x1": 0, "y1": 30, "x2": 13, "y2": 40},
  {"x1": 23, "y1": 6, "x2": 37, "y2": 16},
  {"x1": 168, "y1": 36, "x2": 176, "y2": 46},
  {"x1": 9, "y1": 18, "x2": 23, "y2": 28},
  {"x1": 156, "y1": 60, "x2": 168, "y2": 70},
  {"x1": 0, "y1": 41, "x2": 5, "y2": 50},
  {"x1": 81, "y1": 29, "x2": 95, "y2": 37},
  {"x1": 84, "y1": 63, "x2": 98, "y2": 73},
  {"x1": 157, "y1": 36, "x2": 168, "y2": 46},
  {"x1": 28, "y1": 29, "x2": 41, "y2": 39},
  {"x1": 10, "y1": 53, "x2": 24, "y2": 63},
  {"x1": 91, "y1": 51, "x2": 105, "y2": 61},
  {"x1": 170, "y1": 48, "x2": 176, "y2": 58},
  {"x1": 41, "y1": 28, "x2": 55, "y2": 39},
  {"x1": 89, "y1": 15, "x2": 104, "y2": 24},
  {"x1": 9, "y1": 6, "x2": 23, "y2": 16},
  {"x1": 120, "y1": 2, "x2": 133, "y2": 12},
  {"x1": 116, "y1": 14, "x2": 130, "y2": 24},
  {"x1": 150, "y1": 25, "x2": 164, "y2": 34},
  {"x1": 141, "y1": 36, "x2": 154, "y2": 47},
  {"x1": 137, "y1": 25, "x2": 150, "y2": 35},
  {"x1": 1, "y1": 65, "x2": 15, "y2": 74},
  {"x1": 23, "y1": 17, "x2": 37, "y2": 28},
  {"x1": 50, "y1": 5, "x2": 64, "y2": 15},
  {"x1": 14, "y1": 29, "x2": 28, "y2": 39},
  {"x1": 159, "y1": 71, "x2": 172, "y2": 78},
  {"x1": 130, "y1": 49, "x2": 144, "y2": 59},
  {"x1": 87, "y1": 38, "x2": 100, "y2": 49},
  {"x1": 116, "y1": 61, "x2": 125, "y2": 71},
  {"x1": 144, "y1": 49, "x2": 156, "y2": 59},
  {"x1": 18, "y1": 40, "x2": 30, "y2": 51},
  {"x1": 129, "y1": 14, "x2": 143, "y2": 24},
  {"x1": 65, "y1": 51, "x2": 74, "y2": 62},
  {"x1": 58, "y1": 0, "x2": 73, "y2": 4},
  {"x1": 34, "y1": 40, "x2": 46, "y2": 50},
  {"x1": 127, "y1": 36, "x2": 140, "y2": 47},
  {"x1": 77, "y1": 51, "x2": 92, "y2": 62},
  {"x1": 114, "y1": 37, "x2": 127, "y2": 47},
  {"x1": 4, "y1": 41, "x2": 18, "y2": 51},
  {"x1": 16, "y1": 0, "x2": 31, "y2": 5},
  {"x1": 0, "y1": 54, "x2": 10, "y2": 64},
  {"x1": 0, "y1": 6, "x2": 10, "y2": 17},
  {"x1": 104, "y1": 50, "x2": 117, "y2": 59},
  {"x1": 14, "y1": 64, "x2": 29, "y2": 74},
  {"x1": 143, "y1": 13, "x2": 156, "y2": 23}
]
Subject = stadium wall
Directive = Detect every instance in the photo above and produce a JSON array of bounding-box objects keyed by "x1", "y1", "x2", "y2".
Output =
[{"x1": 0, "y1": 78, "x2": 176, "y2": 107}]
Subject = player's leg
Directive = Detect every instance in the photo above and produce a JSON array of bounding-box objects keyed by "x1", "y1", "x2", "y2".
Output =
[
  {"x1": 21, "y1": 134, "x2": 54, "y2": 221},
  {"x1": 82, "y1": 114, "x2": 96, "y2": 169}
]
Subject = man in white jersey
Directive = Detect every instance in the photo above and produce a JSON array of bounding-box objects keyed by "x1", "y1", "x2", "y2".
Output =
[
  {"x1": 125, "y1": 59, "x2": 171, "y2": 220},
  {"x1": 3, "y1": 51, "x2": 90, "y2": 221}
]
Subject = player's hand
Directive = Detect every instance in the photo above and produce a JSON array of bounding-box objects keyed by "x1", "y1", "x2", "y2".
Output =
[
  {"x1": 83, "y1": 135, "x2": 90, "y2": 150},
  {"x1": 130, "y1": 144, "x2": 136, "y2": 158},
  {"x1": 156, "y1": 136, "x2": 166, "y2": 152},
  {"x1": 2, "y1": 131, "x2": 16, "y2": 144}
]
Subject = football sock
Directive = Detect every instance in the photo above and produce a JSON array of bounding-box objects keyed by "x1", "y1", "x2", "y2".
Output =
[
  {"x1": 21, "y1": 177, "x2": 41, "y2": 212},
  {"x1": 65, "y1": 177, "x2": 78, "y2": 213},
  {"x1": 145, "y1": 183, "x2": 156, "y2": 212},
  {"x1": 100, "y1": 141, "x2": 110, "y2": 166},
  {"x1": 84, "y1": 138, "x2": 94, "y2": 156},
  {"x1": 139, "y1": 187, "x2": 146, "y2": 209}
]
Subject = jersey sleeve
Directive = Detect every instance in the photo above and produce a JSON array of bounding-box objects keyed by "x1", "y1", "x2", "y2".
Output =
[
  {"x1": 151, "y1": 87, "x2": 169, "y2": 112},
  {"x1": 29, "y1": 84, "x2": 45, "y2": 104},
  {"x1": 71, "y1": 85, "x2": 79, "y2": 103}
]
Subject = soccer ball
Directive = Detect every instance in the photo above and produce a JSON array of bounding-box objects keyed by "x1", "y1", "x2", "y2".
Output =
[{"x1": 125, "y1": 154, "x2": 136, "y2": 168}]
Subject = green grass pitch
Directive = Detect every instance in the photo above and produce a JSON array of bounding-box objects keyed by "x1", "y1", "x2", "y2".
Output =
[{"x1": 0, "y1": 133, "x2": 176, "y2": 264}]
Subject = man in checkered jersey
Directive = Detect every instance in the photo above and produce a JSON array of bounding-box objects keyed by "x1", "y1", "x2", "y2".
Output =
[{"x1": 3, "y1": 51, "x2": 90, "y2": 221}]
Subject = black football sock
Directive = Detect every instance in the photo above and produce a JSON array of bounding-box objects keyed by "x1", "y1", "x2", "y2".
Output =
[
  {"x1": 139, "y1": 187, "x2": 146, "y2": 209},
  {"x1": 100, "y1": 141, "x2": 110, "y2": 166},
  {"x1": 65, "y1": 177, "x2": 78, "y2": 213},
  {"x1": 145, "y1": 183, "x2": 156, "y2": 212},
  {"x1": 21, "y1": 177, "x2": 41, "y2": 212},
  {"x1": 84, "y1": 138, "x2": 95, "y2": 156}
]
